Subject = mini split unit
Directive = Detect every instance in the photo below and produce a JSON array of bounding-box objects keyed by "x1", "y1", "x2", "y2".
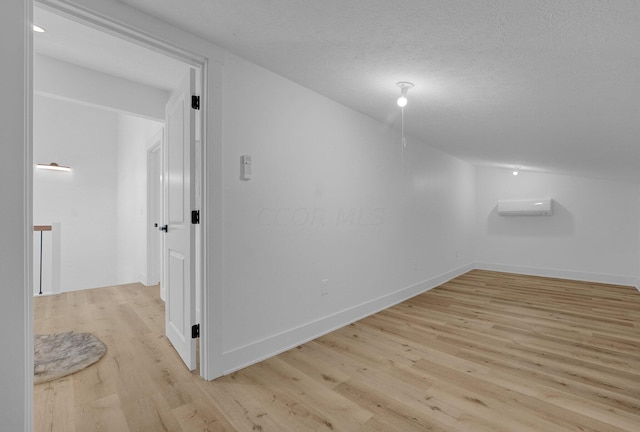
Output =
[{"x1": 497, "y1": 199, "x2": 553, "y2": 216}]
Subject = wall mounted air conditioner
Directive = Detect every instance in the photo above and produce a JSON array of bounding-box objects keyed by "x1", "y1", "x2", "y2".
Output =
[{"x1": 497, "y1": 199, "x2": 553, "y2": 216}]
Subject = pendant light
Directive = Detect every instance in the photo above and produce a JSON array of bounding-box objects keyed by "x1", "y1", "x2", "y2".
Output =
[
  {"x1": 396, "y1": 82, "x2": 414, "y2": 147},
  {"x1": 396, "y1": 81, "x2": 414, "y2": 107}
]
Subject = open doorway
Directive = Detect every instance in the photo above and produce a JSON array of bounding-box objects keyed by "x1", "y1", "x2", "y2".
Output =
[
  {"x1": 33, "y1": 96, "x2": 165, "y2": 293},
  {"x1": 32, "y1": 4, "x2": 204, "y2": 372}
]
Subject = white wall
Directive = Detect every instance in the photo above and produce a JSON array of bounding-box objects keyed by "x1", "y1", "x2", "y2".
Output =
[
  {"x1": 220, "y1": 54, "x2": 476, "y2": 371},
  {"x1": 34, "y1": 50, "x2": 168, "y2": 292},
  {"x1": 116, "y1": 113, "x2": 163, "y2": 285},
  {"x1": 34, "y1": 95, "x2": 120, "y2": 291},
  {"x1": 35, "y1": 54, "x2": 168, "y2": 121},
  {"x1": 475, "y1": 167, "x2": 640, "y2": 286},
  {"x1": 34, "y1": 97, "x2": 164, "y2": 292},
  {"x1": 46, "y1": 0, "x2": 476, "y2": 380},
  {"x1": 0, "y1": 0, "x2": 31, "y2": 429}
]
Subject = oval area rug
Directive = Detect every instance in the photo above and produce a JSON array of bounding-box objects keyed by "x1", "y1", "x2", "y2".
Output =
[{"x1": 34, "y1": 332, "x2": 107, "y2": 384}]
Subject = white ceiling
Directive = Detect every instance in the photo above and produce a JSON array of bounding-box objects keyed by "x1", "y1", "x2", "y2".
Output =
[
  {"x1": 39, "y1": 1, "x2": 640, "y2": 183},
  {"x1": 34, "y1": 7, "x2": 186, "y2": 92}
]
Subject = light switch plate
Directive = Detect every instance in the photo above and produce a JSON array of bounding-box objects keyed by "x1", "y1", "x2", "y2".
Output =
[{"x1": 241, "y1": 154, "x2": 252, "y2": 180}]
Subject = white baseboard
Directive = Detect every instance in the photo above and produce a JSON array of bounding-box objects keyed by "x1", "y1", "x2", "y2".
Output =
[
  {"x1": 219, "y1": 261, "x2": 639, "y2": 375},
  {"x1": 32, "y1": 292, "x2": 58, "y2": 297},
  {"x1": 221, "y1": 263, "x2": 474, "y2": 375},
  {"x1": 138, "y1": 272, "x2": 148, "y2": 287},
  {"x1": 474, "y1": 262, "x2": 639, "y2": 288}
]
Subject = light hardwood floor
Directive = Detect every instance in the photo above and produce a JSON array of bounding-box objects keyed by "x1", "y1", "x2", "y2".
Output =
[{"x1": 34, "y1": 270, "x2": 640, "y2": 431}]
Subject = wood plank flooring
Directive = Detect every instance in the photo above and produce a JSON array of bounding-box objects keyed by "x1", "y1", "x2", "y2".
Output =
[{"x1": 34, "y1": 270, "x2": 640, "y2": 431}]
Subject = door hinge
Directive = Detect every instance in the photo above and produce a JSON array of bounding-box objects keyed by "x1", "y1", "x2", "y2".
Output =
[
  {"x1": 191, "y1": 210, "x2": 200, "y2": 224},
  {"x1": 191, "y1": 324, "x2": 200, "y2": 338},
  {"x1": 191, "y1": 95, "x2": 200, "y2": 110}
]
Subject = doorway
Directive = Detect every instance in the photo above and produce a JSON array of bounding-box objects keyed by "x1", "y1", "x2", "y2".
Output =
[{"x1": 32, "y1": 3, "x2": 205, "y2": 373}]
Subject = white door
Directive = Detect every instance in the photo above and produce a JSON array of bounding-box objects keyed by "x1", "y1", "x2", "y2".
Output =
[{"x1": 163, "y1": 68, "x2": 198, "y2": 370}]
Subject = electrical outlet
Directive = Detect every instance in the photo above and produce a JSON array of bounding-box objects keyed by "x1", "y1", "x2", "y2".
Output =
[
  {"x1": 320, "y1": 279, "x2": 329, "y2": 296},
  {"x1": 455, "y1": 250, "x2": 461, "y2": 258}
]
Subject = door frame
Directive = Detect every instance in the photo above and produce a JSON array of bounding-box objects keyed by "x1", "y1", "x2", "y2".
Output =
[
  {"x1": 23, "y1": 1, "x2": 227, "y2": 426},
  {"x1": 146, "y1": 131, "x2": 163, "y2": 294},
  {"x1": 33, "y1": 0, "x2": 216, "y2": 378}
]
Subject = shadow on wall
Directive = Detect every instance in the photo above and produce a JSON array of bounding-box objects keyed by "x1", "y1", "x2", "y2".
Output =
[{"x1": 487, "y1": 201, "x2": 575, "y2": 237}]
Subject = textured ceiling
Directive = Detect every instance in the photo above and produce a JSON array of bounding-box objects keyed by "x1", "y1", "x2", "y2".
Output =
[
  {"x1": 49, "y1": 0, "x2": 640, "y2": 182},
  {"x1": 114, "y1": 0, "x2": 640, "y2": 183}
]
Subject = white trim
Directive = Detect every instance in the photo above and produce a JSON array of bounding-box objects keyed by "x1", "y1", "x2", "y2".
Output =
[
  {"x1": 221, "y1": 261, "x2": 639, "y2": 375},
  {"x1": 36, "y1": 0, "x2": 214, "y2": 67},
  {"x1": 146, "y1": 131, "x2": 163, "y2": 292},
  {"x1": 200, "y1": 54, "x2": 226, "y2": 381},
  {"x1": 24, "y1": 0, "x2": 34, "y2": 428},
  {"x1": 475, "y1": 262, "x2": 639, "y2": 288},
  {"x1": 220, "y1": 263, "x2": 474, "y2": 375}
]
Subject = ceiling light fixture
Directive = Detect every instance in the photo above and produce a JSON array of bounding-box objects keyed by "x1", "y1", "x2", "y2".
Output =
[
  {"x1": 32, "y1": 25, "x2": 46, "y2": 33},
  {"x1": 396, "y1": 82, "x2": 414, "y2": 149},
  {"x1": 512, "y1": 169, "x2": 519, "y2": 176},
  {"x1": 36, "y1": 162, "x2": 71, "y2": 172},
  {"x1": 396, "y1": 81, "x2": 414, "y2": 107}
]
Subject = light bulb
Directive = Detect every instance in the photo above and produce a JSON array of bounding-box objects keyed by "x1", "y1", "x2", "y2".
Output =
[
  {"x1": 396, "y1": 82, "x2": 414, "y2": 108},
  {"x1": 512, "y1": 170, "x2": 519, "y2": 176}
]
